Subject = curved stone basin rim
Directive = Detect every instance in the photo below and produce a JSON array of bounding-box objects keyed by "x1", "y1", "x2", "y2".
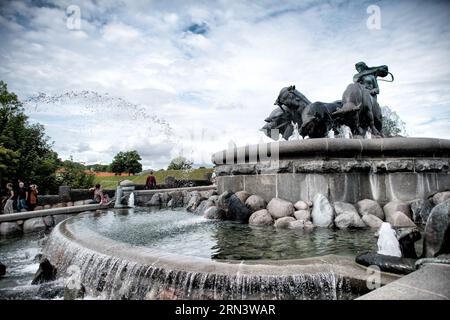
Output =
[
  {"x1": 49, "y1": 215, "x2": 400, "y2": 284},
  {"x1": 211, "y1": 137, "x2": 450, "y2": 164}
]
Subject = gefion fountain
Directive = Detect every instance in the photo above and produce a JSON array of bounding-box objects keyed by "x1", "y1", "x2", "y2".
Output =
[{"x1": 42, "y1": 62, "x2": 450, "y2": 300}]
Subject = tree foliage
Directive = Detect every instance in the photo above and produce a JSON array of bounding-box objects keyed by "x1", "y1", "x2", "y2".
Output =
[
  {"x1": 0, "y1": 81, "x2": 61, "y2": 193},
  {"x1": 167, "y1": 156, "x2": 193, "y2": 170},
  {"x1": 56, "y1": 158, "x2": 95, "y2": 189},
  {"x1": 381, "y1": 106, "x2": 407, "y2": 137},
  {"x1": 110, "y1": 150, "x2": 142, "y2": 175},
  {"x1": 85, "y1": 163, "x2": 111, "y2": 172}
]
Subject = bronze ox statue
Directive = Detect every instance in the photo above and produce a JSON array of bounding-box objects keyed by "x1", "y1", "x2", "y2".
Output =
[{"x1": 262, "y1": 62, "x2": 393, "y2": 139}]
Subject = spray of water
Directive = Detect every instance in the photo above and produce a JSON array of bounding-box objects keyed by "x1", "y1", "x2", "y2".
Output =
[{"x1": 377, "y1": 222, "x2": 401, "y2": 257}]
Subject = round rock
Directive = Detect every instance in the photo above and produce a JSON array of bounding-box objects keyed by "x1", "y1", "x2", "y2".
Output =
[
  {"x1": 245, "y1": 195, "x2": 266, "y2": 212},
  {"x1": 384, "y1": 200, "x2": 412, "y2": 220},
  {"x1": 432, "y1": 191, "x2": 450, "y2": 206},
  {"x1": 203, "y1": 206, "x2": 226, "y2": 220},
  {"x1": 362, "y1": 214, "x2": 383, "y2": 229},
  {"x1": 235, "y1": 191, "x2": 251, "y2": 204},
  {"x1": 23, "y1": 217, "x2": 46, "y2": 234},
  {"x1": 267, "y1": 198, "x2": 294, "y2": 219},
  {"x1": 294, "y1": 210, "x2": 311, "y2": 221},
  {"x1": 274, "y1": 216, "x2": 296, "y2": 229},
  {"x1": 356, "y1": 199, "x2": 384, "y2": 220},
  {"x1": 248, "y1": 209, "x2": 273, "y2": 226},
  {"x1": 386, "y1": 211, "x2": 416, "y2": 228},
  {"x1": 294, "y1": 200, "x2": 309, "y2": 211}
]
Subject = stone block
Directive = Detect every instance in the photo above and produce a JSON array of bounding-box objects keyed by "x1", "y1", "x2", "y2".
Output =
[
  {"x1": 329, "y1": 174, "x2": 359, "y2": 203},
  {"x1": 243, "y1": 175, "x2": 276, "y2": 203}
]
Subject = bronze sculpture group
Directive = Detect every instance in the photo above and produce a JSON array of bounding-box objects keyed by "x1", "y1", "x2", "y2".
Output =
[{"x1": 262, "y1": 62, "x2": 393, "y2": 140}]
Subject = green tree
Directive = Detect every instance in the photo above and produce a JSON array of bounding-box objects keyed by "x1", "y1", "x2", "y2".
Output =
[
  {"x1": 167, "y1": 156, "x2": 193, "y2": 170},
  {"x1": 110, "y1": 150, "x2": 142, "y2": 175},
  {"x1": 0, "y1": 145, "x2": 19, "y2": 187},
  {"x1": 0, "y1": 81, "x2": 61, "y2": 193},
  {"x1": 381, "y1": 106, "x2": 407, "y2": 137},
  {"x1": 56, "y1": 158, "x2": 95, "y2": 189}
]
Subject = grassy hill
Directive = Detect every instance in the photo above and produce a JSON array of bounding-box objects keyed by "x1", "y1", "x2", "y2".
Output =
[{"x1": 94, "y1": 168, "x2": 214, "y2": 189}]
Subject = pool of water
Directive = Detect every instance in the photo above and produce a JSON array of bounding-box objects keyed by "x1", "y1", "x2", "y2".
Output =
[
  {"x1": 0, "y1": 233, "x2": 64, "y2": 299},
  {"x1": 70, "y1": 207, "x2": 380, "y2": 260}
]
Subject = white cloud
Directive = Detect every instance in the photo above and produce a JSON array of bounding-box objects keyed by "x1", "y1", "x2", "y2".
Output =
[{"x1": 1, "y1": 0, "x2": 450, "y2": 169}]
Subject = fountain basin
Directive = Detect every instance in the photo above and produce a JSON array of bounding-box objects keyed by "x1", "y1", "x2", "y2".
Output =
[
  {"x1": 43, "y1": 208, "x2": 400, "y2": 300},
  {"x1": 212, "y1": 137, "x2": 450, "y2": 203}
]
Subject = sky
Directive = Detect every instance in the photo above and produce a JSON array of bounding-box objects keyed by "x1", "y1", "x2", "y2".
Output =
[{"x1": 1, "y1": 0, "x2": 449, "y2": 169}]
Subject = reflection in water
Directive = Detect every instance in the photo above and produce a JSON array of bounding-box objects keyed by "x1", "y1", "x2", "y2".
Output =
[{"x1": 74, "y1": 208, "x2": 378, "y2": 260}]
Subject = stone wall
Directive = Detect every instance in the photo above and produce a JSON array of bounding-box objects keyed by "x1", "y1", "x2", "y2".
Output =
[{"x1": 213, "y1": 138, "x2": 450, "y2": 204}]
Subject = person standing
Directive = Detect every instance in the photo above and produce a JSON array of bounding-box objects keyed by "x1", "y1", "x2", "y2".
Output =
[
  {"x1": 17, "y1": 181, "x2": 28, "y2": 211},
  {"x1": 145, "y1": 171, "x2": 157, "y2": 190},
  {"x1": 3, "y1": 183, "x2": 14, "y2": 214},
  {"x1": 28, "y1": 184, "x2": 39, "y2": 211}
]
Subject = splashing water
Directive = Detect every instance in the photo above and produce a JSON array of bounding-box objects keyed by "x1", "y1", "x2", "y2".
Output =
[
  {"x1": 128, "y1": 192, "x2": 135, "y2": 208},
  {"x1": 327, "y1": 130, "x2": 335, "y2": 138},
  {"x1": 377, "y1": 223, "x2": 401, "y2": 257}
]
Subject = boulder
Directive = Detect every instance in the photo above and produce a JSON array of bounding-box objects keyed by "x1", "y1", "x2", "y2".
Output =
[
  {"x1": 386, "y1": 211, "x2": 416, "y2": 228},
  {"x1": 217, "y1": 191, "x2": 252, "y2": 222},
  {"x1": 203, "y1": 206, "x2": 226, "y2": 220},
  {"x1": 362, "y1": 214, "x2": 383, "y2": 229},
  {"x1": 267, "y1": 198, "x2": 294, "y2": 219},
  {"x1": 182, "y1": 190, "x2": 192, "y2": 206},
  {"x1": 355, "y1": 252, "x2": 416, "y2": 275},
  {"x1": 43, "y1": 216, "x2": 54, "y2": 228},
  {"x1": 32, "y1": 257, "x2": 57, "y2": 284},
  {"x1": 208, "y1": 195, "x2": 219, "y2": 205},
  {"x1": 194, "y1": 200, "x2": 215, "y2": 215},
  {"x1": 245, "y1": 195, "x2": 266, "y2": 212},
  {"x1": 160, "y1": 192, "x2": 171, "y2": 206},
  {"x1": 288, "y1": 220, "x2": 305, "y2": 229},
  {"x1": 334, "y1": 202, "x2": 365, "y2": 229},
  {"x1": 186, "y1": 192, "x2": 204, "y2": 212},
  {"x1": 410, "y1": 198, "x2": 434, "y2": 224},
  {"x1": 294, "y1": 210, "x2": 311, "y2": 221},
  {"x1": 64, "y1": 283, "x2": 86, "y2": 300},
  {"x1": 204, "y1": 189, "x2": 218, "y2": 199},
  {"x1": 73, "y1": 201, "x2": 84, "y2": 206},
  {"x1": 167, "y1": 199, "x2": 174, "y2": 208},
  {"x1": 168, "y1": 191, "x2": 184, "y2": 208},
  {"x1": 248, "y1": 209, "x2": 273, "y2": 226},
  {"x1": 432, "y1": 191, "x2": 450, "y2": 206},
  {"x1": 384, "y1": 200, "x2": 412, "y2": 220},
  {"x1": 23, "y1": 217, "x2": 46, "y2": 233},
  {"x1": 311, "y1": 194, "x2": 335, "y2": 228},
  {"x1": 398, "y1": 228, "x2": 421, "y2": 259},
  {"x1": 0, "y1": 222, "x2": 22, "y2": 236},
  {"x1": 0, "y1": 261, "x2": 5, "y2": 277},
  {"x1": 294, "y1": 200, "x2": 309, "y2": 211},
  {"x1": 356, "y1": 199, "x2": 384, "y2": 220},
  {"x1": 274, "y1": 216, "x2": 296, "y2": 229},
  {"x1": 147, "y1": 193, "x2": 161, "y2": 206},
  {"x1": 34, "y1": 205, "x2": 44, "y2": 210},
  {"x1": 334, "y1": 202, "x2": 357, "y2": 216},
  {"x1": 306, "y1": 200, "x2": 313, "y2": 207},
  {"x1": 423, "y1": 200, "x2": 450, "y2": 257},
  {"x1": 235, "y1": 191, "x2": 251, "y2": 204},
  {"x1": 304, "y1": 220, "x2": 314, "y2": 228}
]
